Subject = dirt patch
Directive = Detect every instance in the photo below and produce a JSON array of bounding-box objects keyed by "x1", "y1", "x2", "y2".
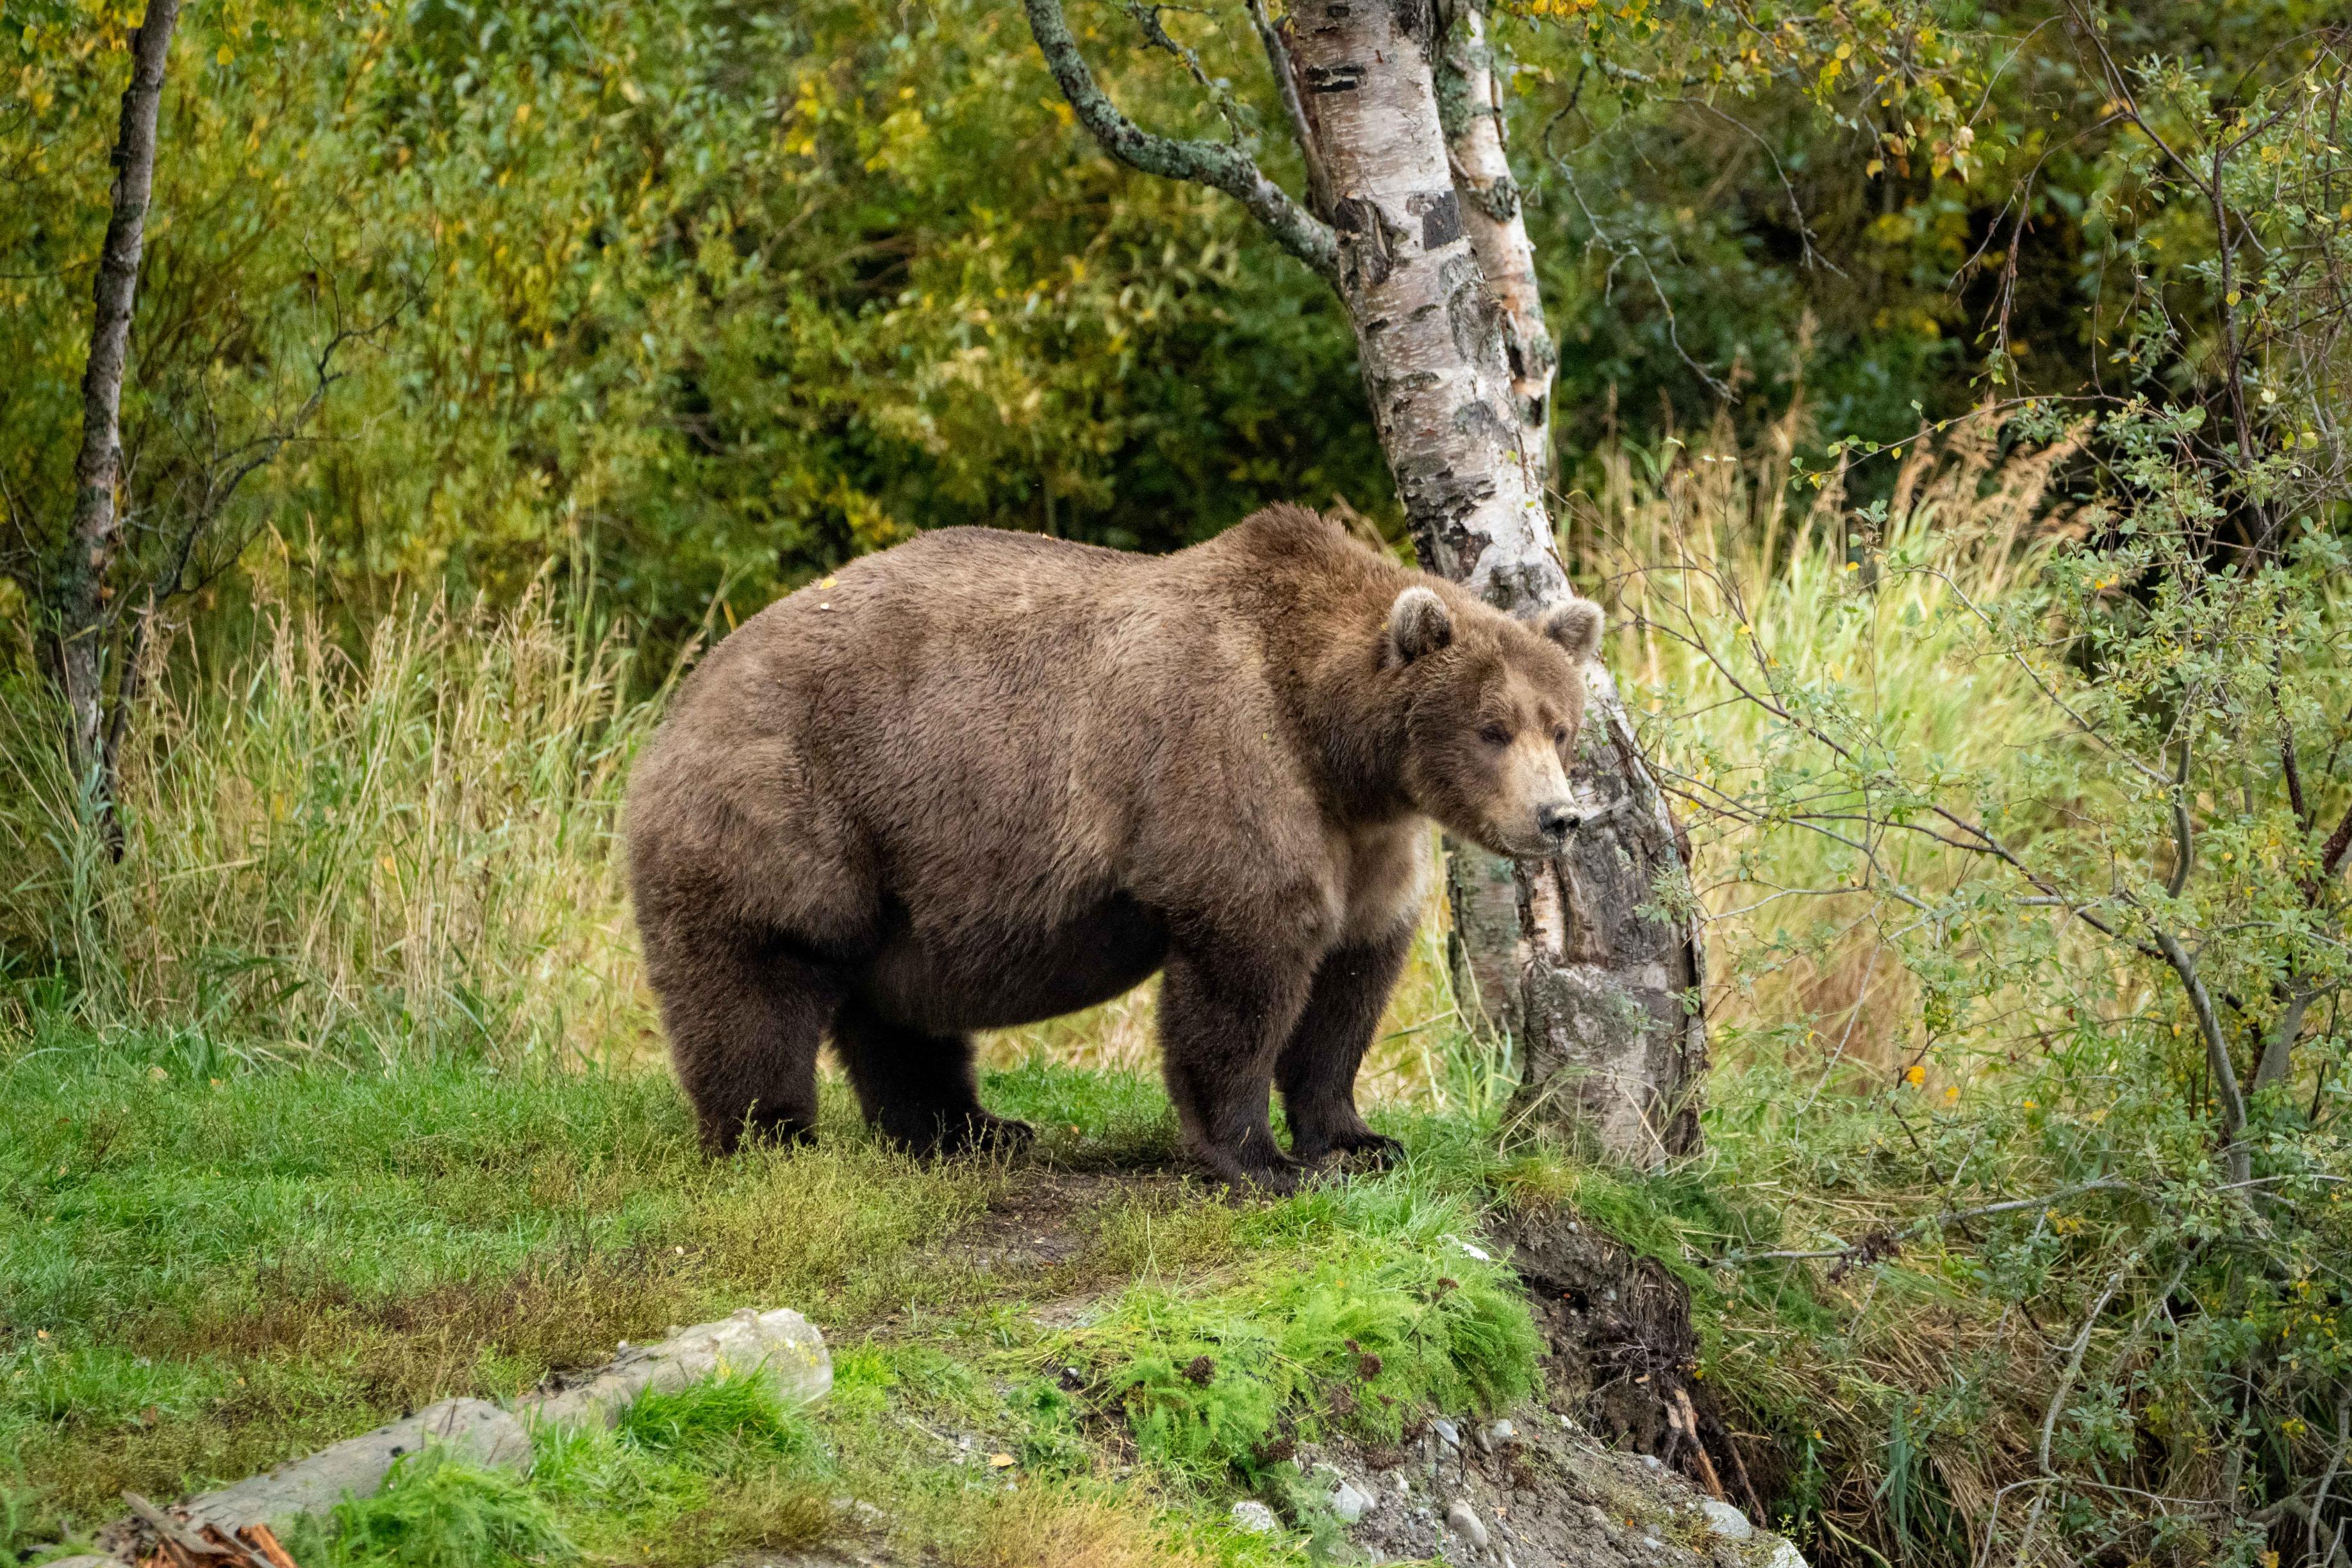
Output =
[
  {"x1": 922, "y1": 1164, "x2": 1203, "y2": 1327},
  {"x1": 941, "y1": 1168, "x2": 1160, "y2": 1275}
]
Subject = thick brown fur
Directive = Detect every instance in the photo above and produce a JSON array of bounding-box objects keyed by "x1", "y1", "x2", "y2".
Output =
[{"x1": 624, "y1": 506, "x2": 1602, "y2": 1187}]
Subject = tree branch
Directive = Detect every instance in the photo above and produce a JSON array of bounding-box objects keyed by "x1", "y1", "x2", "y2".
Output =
[
  {"x1": 1025, "y1": 0, "x2": 1337, "y2": 281},
  {"x1": 54, "y1": 0, "x2": 183, "y2": 789},
  {"x1": 1245, "y1": 0, "x2": 1330, "y2": 219},
  {"x1": 2254, "y1": 986, "x2": 2315, "y2": 1096},
  {"x1": 2152, "y1": 927, "x2": 2252, "y2": 1186}
]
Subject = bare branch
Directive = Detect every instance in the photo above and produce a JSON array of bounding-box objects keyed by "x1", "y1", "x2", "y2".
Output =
[
  {"x1": 1245, "y1": 0, "x2": 1330, "y2": 220},
  {"x1": 1024, "y1": 0, "x2": 1337, "y2": 280},
  {"x1": 2152, "y1": 927, "x2": 2252, "y2": 1185}
]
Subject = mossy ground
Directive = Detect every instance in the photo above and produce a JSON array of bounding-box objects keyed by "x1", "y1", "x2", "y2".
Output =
[{"x1": 1, "y1": 1030, "x2": 1561, "y2": 1566}]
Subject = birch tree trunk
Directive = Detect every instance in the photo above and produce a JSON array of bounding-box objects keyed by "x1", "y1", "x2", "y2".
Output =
[
  {"x1": 1435, "y1": 0, "x2": 1552, "y2": 473},
  {"x1": 53, "y1": 0, "x2": 181, "y2": 800},
  {"x1": 1027, "y1": 0, "x2": 1705, "y2": 1162}
]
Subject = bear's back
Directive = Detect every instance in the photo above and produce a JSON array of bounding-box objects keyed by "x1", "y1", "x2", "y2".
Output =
[{"x1": 628, "y1": 525, "x2": 1305, "y2": 935}]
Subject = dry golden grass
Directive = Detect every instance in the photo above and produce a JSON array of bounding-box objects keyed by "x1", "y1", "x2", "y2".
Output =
[
  {"x1": 1569, "y1": 402, "x2": 2096, "y2": 1091},
  {"x1": 916, "y1": 1481, "x2": 1218, "y2": 1568},
  {"x1": 1, "y1": 571, "x2": 660, "y2": 1066}
]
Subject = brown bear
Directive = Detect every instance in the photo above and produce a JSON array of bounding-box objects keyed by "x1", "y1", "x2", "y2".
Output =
[{"x1": 624, "y1": 505, "x2": 1602, "y2": 1187}]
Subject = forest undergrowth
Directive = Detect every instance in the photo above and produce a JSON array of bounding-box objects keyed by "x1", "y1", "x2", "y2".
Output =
[{"x1": 4, "y1": 422, "x2": 2348, "y2": 1568}]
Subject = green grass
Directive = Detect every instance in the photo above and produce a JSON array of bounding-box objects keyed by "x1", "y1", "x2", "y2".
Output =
[{"x1": 0, "y1": 1019, "x2": 1550, "y2": 1566}]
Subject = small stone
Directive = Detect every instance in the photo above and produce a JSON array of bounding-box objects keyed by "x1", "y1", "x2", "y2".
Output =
[
  {"x1": 1230, "y1": 1500, "x2": 1280, "y2": 1535},
  {"x1": 1638, "y1": 1453, "x2": 1662, "y2": 1471},
  {"x1": 1394, "y1": 1471, "x2": 1412, "y2": 1496},
  {"x1": 1700, "y1": 1498, "x2": 1754, "y2": 1540},
  {"x1": 1432, "y1": 1417, "x2": 1462, "y2": 1448},
  {"x1": 1330, "y1": 1479, "x2": 1375, "y2": 1524},
  {"x1": 831, "y1": 1496, "x2": 888, "y2": 1530},
  {"x1": 1445, "y1": 1501, "x2": 1489, "y2": 1551},
  {"x1": 1484, "y1": 1419, "x2": 1518, "y2": 1449},
  {"x1": 1762, "y1": 1539, "x2": 1810, "y2": 1568}
]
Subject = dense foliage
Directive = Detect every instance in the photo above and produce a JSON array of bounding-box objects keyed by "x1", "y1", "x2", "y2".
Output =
[
  {"x1": 4, "y1": 3, "x2": 2352, "y2": 1568},
  {"x1": 3, "y1": 1, "x2": 2335, "y2": 648}
]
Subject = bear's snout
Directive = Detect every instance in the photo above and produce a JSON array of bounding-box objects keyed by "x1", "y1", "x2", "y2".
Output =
[{"x1": 1537, "y1": 800, "x2": 1580, "y2": 843}]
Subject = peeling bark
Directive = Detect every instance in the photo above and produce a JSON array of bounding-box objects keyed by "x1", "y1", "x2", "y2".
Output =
[
  {"x1": 1435, "y1": 0, "x2": 1553, "y2": 475},
  {"x1": 1026, "y1": 0, "x2": 1706, "y2": 1163},
  {"x1": 54, "y1": 0, "x2": 181, "y2": 793},
  {"x1": 1273, "y1": 0, "x2": 1554, "y2": 605}
]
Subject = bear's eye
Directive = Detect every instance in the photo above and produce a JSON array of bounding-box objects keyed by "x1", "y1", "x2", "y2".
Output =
[
  {"x1": 1478, "y1": 723, "x2": 1512, "y2": 748},
  {"x1": 1553, "y1": 724, "x2": 1569, "y2": 747}
]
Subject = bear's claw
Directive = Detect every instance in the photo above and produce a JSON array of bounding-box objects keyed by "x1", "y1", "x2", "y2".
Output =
[{"x1": 1292, "y1": 1128, "x2": 1405, "y2": 1169}]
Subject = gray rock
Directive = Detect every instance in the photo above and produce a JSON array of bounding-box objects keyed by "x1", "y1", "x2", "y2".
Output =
[
  {"x1": 527, "y1": 1306, "x2": 830, "y2": 1429},
  {"x1": 831, "y1": 1496, "x2": 889, "y2": 1531},
  {"x1": 183, "y1": 1399, "x2": 530, "y2": 1536},
  {"x1": 1330, "y1": 1479, "x2": 1375, "y2": 1524},
  {"x1": 1432, "y1": 1416, "x2": 1462, "y2": 1448},
  {"x1": 1760, "y1": 1539, "x2": 1810, "y2": 1567},
  {"x1": 1444, "y1": 1500, "x2": 1489, "y2": 1551},
  {"x1": 1482, "y1": 1419, "x2": 1518, "y2": 1450},
  {"x1": 1700, "y1": 1498, "x2": 1753, "y2": 1540},
  {"x1": 1229, "y1": 1499, "x2": 1281, "y2": 1534}
]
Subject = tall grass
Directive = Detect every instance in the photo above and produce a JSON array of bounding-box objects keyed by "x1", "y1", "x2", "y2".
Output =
[
  {"x1": 1577, "y1": 408, "x2": 2095, "y2": 1082},
  {"x1": 0, "y1": 583, "x2": 658, "y2": 1066},
  {"x1": 0, "y1": 412, "x2": 2092, "y2": 1100}
]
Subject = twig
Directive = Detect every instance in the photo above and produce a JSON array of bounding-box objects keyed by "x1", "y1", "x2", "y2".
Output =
[
  {"x1": 2152, "y1": 927, "x2": 2252, "y2": 1186},
  {"x1": 1702, "y1": 1180, "x2": 2137, "y2": 1269}
]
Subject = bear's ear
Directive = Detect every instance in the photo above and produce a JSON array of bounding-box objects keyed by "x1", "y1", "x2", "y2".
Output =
[
  {"x1": 1534, "y1": 597, "x2": 1606, "y2": 664},
  {"x1": 1386, "y1": 586, "x2": 1453, "y2": 665}
]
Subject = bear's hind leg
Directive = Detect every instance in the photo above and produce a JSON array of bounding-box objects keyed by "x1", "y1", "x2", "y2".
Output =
[
  {"x1": 832, "y1": 1003, "x2": 1034, "y2": 1157},
  {"x1": 1277, "y1": 930, "x2": 1412, "y2": 1167},
  {"x1": 652, "y1": 936, "x2": 839, "y2": 1155}
]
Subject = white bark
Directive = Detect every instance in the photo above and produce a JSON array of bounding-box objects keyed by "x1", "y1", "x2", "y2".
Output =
[
  {"x1": 1436, "y1": 0, "x2": 1553, "y2": 471},
  {"x1": 1275, "y1": 0, "x2": 1558, "y2": 604}
]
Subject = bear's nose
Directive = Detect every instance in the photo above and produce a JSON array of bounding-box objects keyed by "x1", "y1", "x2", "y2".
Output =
[{"x1": 1537, "y1": 802, "x2": 1580, "y2": 843}]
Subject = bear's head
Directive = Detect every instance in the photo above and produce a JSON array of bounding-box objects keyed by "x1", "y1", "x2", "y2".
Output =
[{"x1": 1384, "y1": 584, "x2": 1605, "y2": 859}]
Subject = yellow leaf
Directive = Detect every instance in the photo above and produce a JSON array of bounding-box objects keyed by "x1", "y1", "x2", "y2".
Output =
[
  {"x1": 988, "y1": 1453, "x2": 1016, "y2": 1469},
  {"x1": 1866, "y1": 158, "x2": 1884, "y2": 177},
  {"x1": 216, "y1": 44, "x2": 233, "y2": 64}
]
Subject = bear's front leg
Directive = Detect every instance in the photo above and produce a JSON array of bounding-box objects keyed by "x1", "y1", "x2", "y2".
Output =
[
  {"x1": 1277, "y1": 928, "x2": 1413, "y2": 1167},
  {"x1": 1157, "y1": 939, "x2": 1317, "y2": 1191}
]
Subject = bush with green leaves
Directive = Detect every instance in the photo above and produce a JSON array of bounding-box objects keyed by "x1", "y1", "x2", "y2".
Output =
[{"x1": 1596, "y1": 28, "x2": 2352, "y2": 1566}]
